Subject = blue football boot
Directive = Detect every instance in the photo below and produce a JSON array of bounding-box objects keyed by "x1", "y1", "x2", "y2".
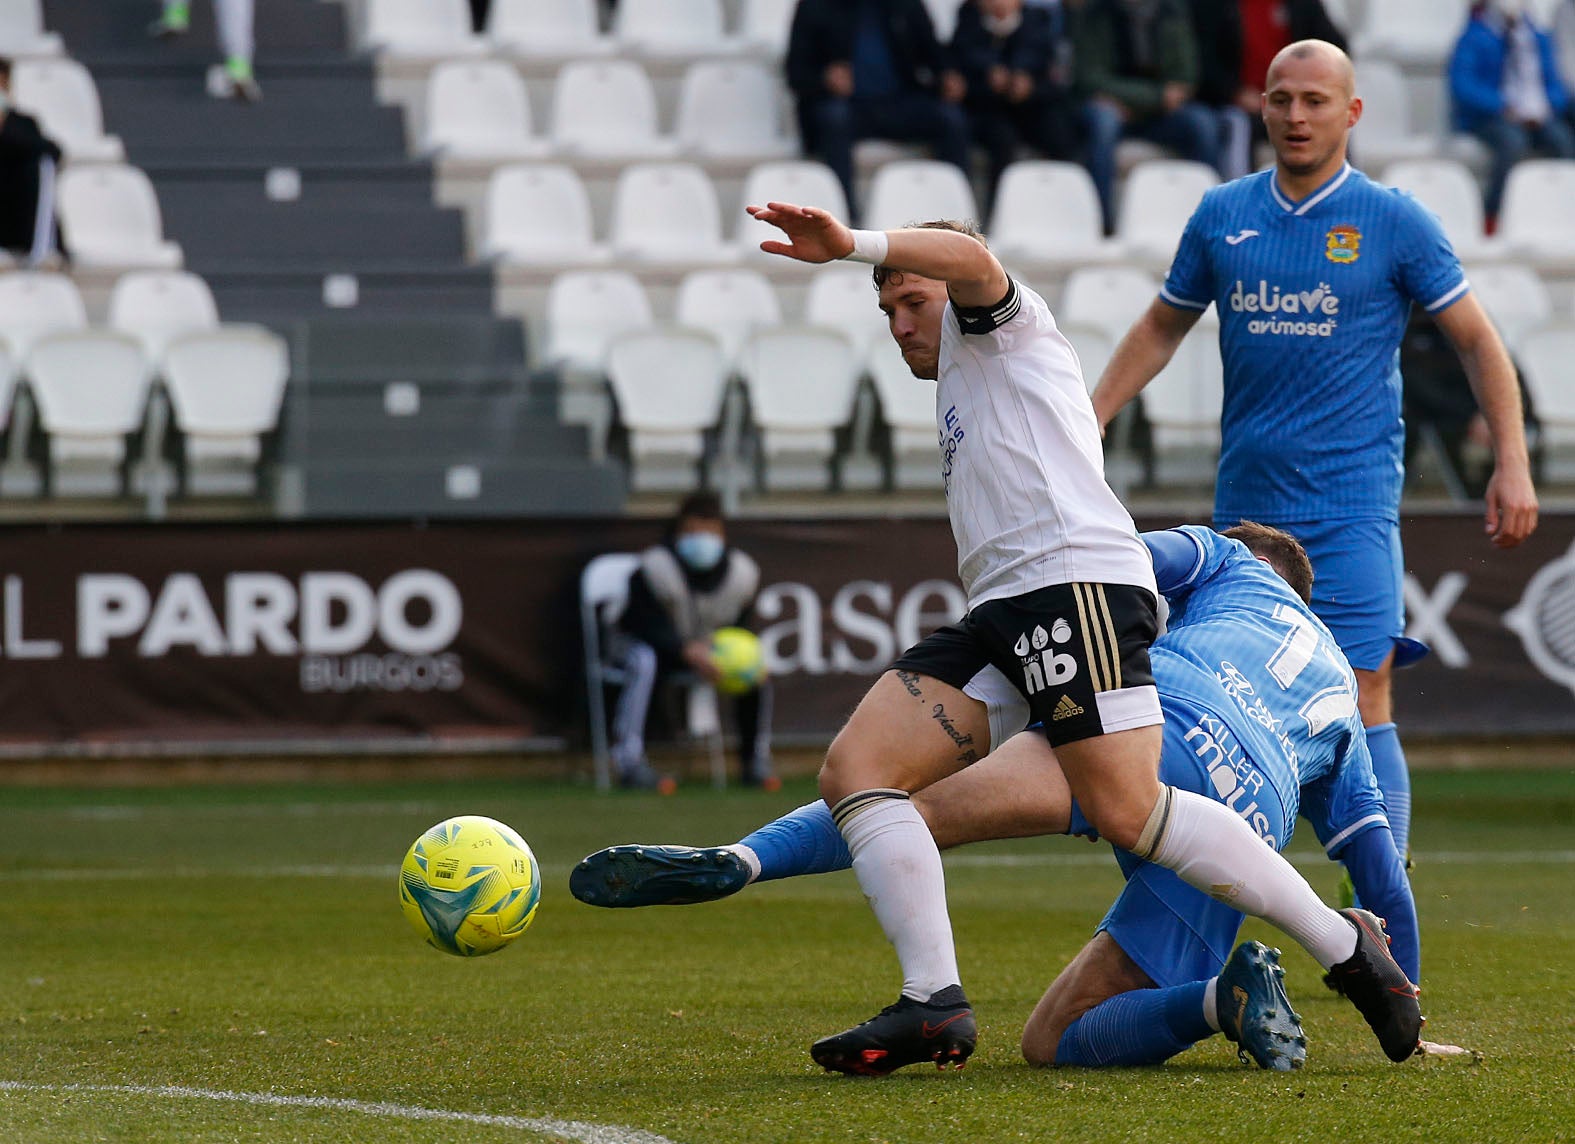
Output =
[
  {"x1": 1217, "y1": 940, "x2": 1307, "y2": 1070},
  {"x1": 569, "y1": 844, "x2": 752, "y2": 907}
]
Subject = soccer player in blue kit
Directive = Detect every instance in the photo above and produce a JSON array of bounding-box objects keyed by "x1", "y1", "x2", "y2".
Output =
[
  {"x1": 573, "y1": 524, "x2": 1421, "y2": 1072},
  {"x1": 1089, "y1": 39, "x2": 1539, "y2": 871}
]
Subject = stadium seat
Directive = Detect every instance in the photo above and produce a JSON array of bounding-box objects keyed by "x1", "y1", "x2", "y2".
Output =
[
  {"x1": 1497, "y1": 160, "x2": 1575, "y2": 270},
  {"x1": 580, "y1": 551, "x2": 726, "y2": 791},
  {"x1": 863, "y1": 160, "x2": 980, "y2": 231},
  {"x1": 1464, "y1": 264, "x2": 1553, "y2": 353},
  {"x1": 487, "y1": 0, "x2": 611, "y2": 61},
  {"x1": 1116, "y1": 160, "x2": 1219, "y2": 266},
  {"x1": 108, "y1": 270, "x2": 221, "y2": 365},
  {"x1": 605, "y1": 326, "x2": 730, "y2": 490},
  {"x1": 919, "y1": 0, "x2": 960, "y2": 41},
  {"x1": 674, "y1": 268, "x2": 783, "y2": 371},
  {"x1": 0, "y1": 0, "x2": 62, "y2": 56},
  {"x1": 480, "y1": 164, "x2": 609, "y2": 266},
  {"x1": 608, "y1": 162, "x2": 738, "y2": 266},
  {"x1": 1320, "y1": 0, "x2": 1363, "y2": 37},
  {"x1": 543, "y1": 270, "x2": 655, "y2": 374},
  {"x1": 422, "y1": 60, "x2": 548, "y2": 161},
  {"x1": 1515, "y1": 323, "x2": 1575, "y2": 462},
  {"x1": 56, "y1": 165, "x2": 183, "y2": 271},
  {"x1": 10, "y1": 59, "x2": 125, "y2": 164},
  {"x1": 361, "y1": 0, "x2": 485, "y2": 58},
  {"x1": 612, "y1": 0, "x2": 737, "y2": 60},
  {"x1": 1140, "y1": 310, "x2": 1224, "y2": 483},
  {"x1": 162, "y1": 327, "x2": 290, "y2": 495},
  {"x1": 1351, "y1": 0, "x2": 1469, "y2": 67},
  {"x1": 548, "y1": 60, "x2": 678, "y2": 160},
  {"x1": 1056, "y1": 319, "x2": 1116, "y2": 396},
  {"x1": 0, "y1": 337, "x2": 16, "y2": 432},
  {"x1": 865, "y1": 338, "x2": 941, "y2": 489},
  {"x1": 0, "y1": 271, "x2": 88, "y2": 359},
  {"x1": 738, "y1": 326, "x2": 861, "y2": 490},
  {"x1": 737, "y1": 160, "x2": 849, "y2": 263},
  {"x1": 1380, "y1": 158, "x2": 1497, "y2": 261},
  {"x1": 737, "y1": 0, "x2": 797, "y2": 58},
  {"x1": 804, "y1": 265, "x2": 889, "y2": 358},
  {"x1": 25, "y1": 330, "x2": 152, "y2": 496},
  {"x1": 990, "y1": 160, "x2": 1121, "y2": 269},
  {"x1": 674, "y1": 61, "x2": 797, "y2": 163},
  {"x1": 1060, "y1": 265, "x2": 1163, "y2": 342},
  {"x1": 1351, "y1": 59, "x2": 1440, "y2": 172}
]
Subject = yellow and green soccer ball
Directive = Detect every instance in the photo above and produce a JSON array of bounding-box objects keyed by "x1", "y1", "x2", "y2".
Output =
[
  {"x1": 399, "y1": 815, "x2": 540, "y2": 957},
  {"x1": 710, "y1": 626, "x2": 767, "y2": 695}
]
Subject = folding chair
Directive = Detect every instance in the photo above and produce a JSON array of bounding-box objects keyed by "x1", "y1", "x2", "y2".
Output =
[{"x1": 581, "y1": 552, "x2": 726, "y2": 791}]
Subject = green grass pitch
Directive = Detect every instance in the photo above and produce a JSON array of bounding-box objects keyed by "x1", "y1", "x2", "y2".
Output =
[{"x1": 1, "y1": 767, "x2": 1570, "y2": 1143}]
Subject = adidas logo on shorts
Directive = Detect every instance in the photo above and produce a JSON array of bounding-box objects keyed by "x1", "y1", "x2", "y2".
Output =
[{"x1": 1051, "y1": 694, "x2": 1084, "y2": 721}]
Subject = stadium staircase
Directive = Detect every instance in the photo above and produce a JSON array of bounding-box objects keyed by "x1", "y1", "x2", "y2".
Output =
[{"x1": 41, "y1": 0, "x2": 626, "y2": 517}]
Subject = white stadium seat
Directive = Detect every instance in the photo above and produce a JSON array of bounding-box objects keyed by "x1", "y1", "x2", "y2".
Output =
[
  {"x1": 0, "y1": 271, "x2": 88, "y2": 359},
  {"x1": 674, "y1": 268, "x2": 783, "y2": 371},
  {"x1": 1352, "y1": 0, "x2": 1469, "y2": 67},
  {"x1": 1497, "y1": 160, "x2": 1575, "y2": 270},
  {"x1": 0, "y1": 337, "x2": 17, "y2": 431},
  {"x1": 804, "y1": 266, "x2": 888, "y2": 358},
  {"x1": 108, "y1": 270, "x2": 221, "y2": 365},
  {"x1": 1056, "y1": 319, "x2": 1116, "y2": 396},
  {"x1": 487, "y1": 0, "x2": 611, "y2": 61},
  {"x1": 57, "y1": 165, "x2": 183, "y2": 271},
  {"x1": 543, "y1": 270, "x2": 654, "y2": 374},
  {"x1": 865, "y1": 338, "x2": 941, "y2": 489},
  {"x1": 674, "y1": 61, "x2": 796, "y2": 163},
  {"x1": 481, "y1": 164, "x2": 609, "y2": 266},
  {"x1": 863, "y1": 160, "x2": 980, "y2": 230},
  {"x1": 10, "y1": 59, "x2": 125, "y2": 164},
  {"x1": 1464, "y1": 264, "x2": 1553, "y2": 353},
  {"x1": 1060, "y1": 265, "x2": 1163, "y2": 342},
  {"x1": 739, "y1": 326, "x2": 861, "y2": 490},
  {"x1": 612, "y1": 0, "x2": 736, "y2": 60},
  {"x1": 0, "y1": 0, "x2": 62, "y2": 56},
  {"x1": 605, "y1": 326, "x2": 730, "y2": 490},
  {"x1": 361, "y1": 0, "x2": 485, "y2": 58},
  {"x1": 26, "y1": 330, "x2": 152, "y2": 496},
  {"x1": 1516, "y1": 322, "x2": 1575, "y2": 453},
  {"x1": 1380, "y1": 158, "x2": 1497, "y2": 261},
  {"x1": 990, "y1": 161, "x2": 1121, "y2": 268},
  {"x1": 423, "y1": 61, "x2": 548, "y2": 161},
  {"x1": 737, "y1": 160, "x2": 849, "y2": 263},
  {"x1": 919, "y1": 0, "x2": 960, "y2": 42},
  {"x1": 1351, "y1": 60, "x2": 1440, "y2": 172},
  {"x1": 1117, "y1": 160, "x2": 1219, "y2": 266},
  {"x1": 162, "y1": 327, "x2": 290, "y2": 495},
  {"x1": 1142, "y1": 311, "x2": 1224, "y2": 456},
  {"x1": 737, "y1": 0, "x2": 797, "y2": 57},
  {"x1": 608, "y1": 162, "x2": 737, "y2": 266},
  {"x1": 548, "y1": 59, "x2": 678, "y2": 160}
]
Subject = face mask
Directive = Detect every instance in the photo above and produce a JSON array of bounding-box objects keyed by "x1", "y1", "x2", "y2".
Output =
[{"x1": 675, "y1": 532, "x2": 725, "y2": 572}]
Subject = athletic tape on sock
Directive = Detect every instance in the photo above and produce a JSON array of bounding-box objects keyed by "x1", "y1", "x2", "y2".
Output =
[{"x1": 1133, "y1": 784, "x2": 1175, "y2": 859}]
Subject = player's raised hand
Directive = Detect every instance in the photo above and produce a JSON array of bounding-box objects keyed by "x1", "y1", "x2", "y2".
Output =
[
  {"x1": 1484, "y1": 464, "x2": 1538, "y2": 548},
  {"x1": 745, "y1": 201, "x2": 854, "y2": 263}
]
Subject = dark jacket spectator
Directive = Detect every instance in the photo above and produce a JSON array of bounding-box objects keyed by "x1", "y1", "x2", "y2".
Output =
[
  {"x1": 0, "y1": 57, "x2": 67, "y2": 263},
  {"x1": 785, "y1": 0, "x2": 971, "y2": 223}
]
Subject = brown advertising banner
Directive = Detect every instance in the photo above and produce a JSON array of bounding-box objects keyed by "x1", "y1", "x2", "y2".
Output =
[{"x1": 0, "y1": 513, "x2": 1571, "y2": 750}]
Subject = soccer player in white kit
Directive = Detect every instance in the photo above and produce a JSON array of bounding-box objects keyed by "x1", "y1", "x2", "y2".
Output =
[{"x1": 745, "y1": 201, "x2": 1421, "y2": 1076}]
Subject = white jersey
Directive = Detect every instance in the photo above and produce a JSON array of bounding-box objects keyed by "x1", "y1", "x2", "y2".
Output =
[{"x1": 937, "y1": 280, "x2": 1156, "y2": 607}]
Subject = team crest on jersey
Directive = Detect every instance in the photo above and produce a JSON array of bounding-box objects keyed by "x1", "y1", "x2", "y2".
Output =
[{"x1": 1325, "y1": 224, "x2": 1360, "y2": 264}]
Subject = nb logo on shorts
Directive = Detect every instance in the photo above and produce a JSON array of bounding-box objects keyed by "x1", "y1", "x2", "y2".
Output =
[
  {"x1": 1051, "y1": 694, "x2": 1084, "y2": 721},
  {"x1": 1014, "y1": 619, "x2": 1077, "y2": 696}
]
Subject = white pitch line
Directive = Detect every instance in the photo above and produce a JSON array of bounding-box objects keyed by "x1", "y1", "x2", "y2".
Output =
[
  {"x1": 941, "y1": 849, "x2": 1575, "y2": 869},
  {"x1": 0, "y1": 1081, "x2": 680, "y2": 1144}
]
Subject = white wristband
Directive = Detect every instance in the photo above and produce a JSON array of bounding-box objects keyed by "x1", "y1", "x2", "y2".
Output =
[{"x1": 843, "y1": 229, "x2": 889, "y2": 265}]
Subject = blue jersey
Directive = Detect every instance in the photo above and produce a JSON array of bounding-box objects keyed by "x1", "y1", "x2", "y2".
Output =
[
  {"x1": 1150, "y1": 527, "x2": 1389, "y2": 859},
  {"x1": 1161, "y1": 163, "x2": 1468, "y2": 524}
]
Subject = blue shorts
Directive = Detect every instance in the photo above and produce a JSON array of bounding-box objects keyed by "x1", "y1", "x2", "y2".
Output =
[
  {"x1": 1213, "y1": 515, "x2": 1426, "y2": 672},
  {"x1": 1071, "y1": 706, "x2": 1294, "y2": 989}
]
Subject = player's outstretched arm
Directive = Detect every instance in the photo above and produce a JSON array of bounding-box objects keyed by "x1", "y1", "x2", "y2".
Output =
[
  {"x1": 1090, "y1": 299, "x2": 1202, "y2": 433},
  {"x1": 1433, "y1": 294, "x2": 1539, "y2": 548},
  {"x1": 744, "y1": 201, "x2": 1007, "y2": 309}
]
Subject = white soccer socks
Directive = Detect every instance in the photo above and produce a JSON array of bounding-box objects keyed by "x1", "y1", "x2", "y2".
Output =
[
  {"x1": 1141, "y1": 786, "x2": 1358, "y2": 970},
  {"x1": 832, "y1": 789, "x2": 961, "y2": 1002}
]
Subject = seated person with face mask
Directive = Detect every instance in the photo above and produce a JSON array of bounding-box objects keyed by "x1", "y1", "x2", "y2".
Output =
[{"x1": 608, "y1": 491, "x2": 775, "y2": 791}]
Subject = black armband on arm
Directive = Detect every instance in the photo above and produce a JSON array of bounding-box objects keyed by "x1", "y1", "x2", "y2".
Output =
[{"x1": 953, "y1": 277, "x2": 1021, "y2": 335}]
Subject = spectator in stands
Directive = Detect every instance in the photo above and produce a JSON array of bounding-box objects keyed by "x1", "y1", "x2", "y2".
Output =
[
  {"x1": 785, "y1": 0, "x2": 972, "y2": 224},
  {"x1": 609, "y1": 492, "x2": 776, "y2": 791},
  {"x1": 1188, "y1": 0, "x2": 1347, "y2": 180},
  {"x1": 150, "y1": 0, "x2": 261, "y2": 102},
  {"x1": 1554, "y1": 0, "x2": 1575, "y2": 130},
  {"x1": 0, "y1": 57, "x2": 68, "y2": 267},
  {"x1": 468, "y1": 0, "x2": 492, "y2": 34},
  {"x1": 948, "y1": 0, "x2": 1079, "y2": 217},
  {"x1": 1449, "y1": 0, "x2": 1575, "y2": 221},
  {"x1": 1072, "y1": 0, "x2": 1224, "y2": 232}
]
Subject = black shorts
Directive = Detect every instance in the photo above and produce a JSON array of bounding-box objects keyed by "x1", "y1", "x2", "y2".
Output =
[{"x1": 892, "y1": 582, "x2": 1162, "y2": 747}]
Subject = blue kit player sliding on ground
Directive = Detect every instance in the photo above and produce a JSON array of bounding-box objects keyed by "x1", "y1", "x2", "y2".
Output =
[{"x1": 572, "y1": 525, "x2": 1420, "y2": 1074}]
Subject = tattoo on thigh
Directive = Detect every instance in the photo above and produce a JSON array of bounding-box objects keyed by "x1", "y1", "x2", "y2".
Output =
[
  {"x1": 930, "y1": 703, "x2": 978, "y2": 765},
  {"x1": 895, "y1": 670, "x2": 924, "y2": 698}
]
